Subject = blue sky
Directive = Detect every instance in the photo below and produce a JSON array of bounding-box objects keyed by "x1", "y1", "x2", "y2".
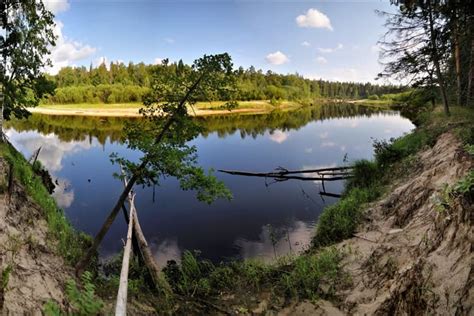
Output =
[{"x1": 45, "y1": 0, "x2": 395, "y2": 83}]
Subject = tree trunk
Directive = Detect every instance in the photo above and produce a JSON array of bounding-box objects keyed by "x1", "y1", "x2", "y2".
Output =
[
  {"x1": 428, "y1": 0, "x2": 450, "y2": 115},
  {"x1": 454, "y1": 34, "x2": 462, "y2": 106},
  {"x1": 468, "y1": 38, "x2": 474, "y2": 106},
  {"x1": 131, "y1": 207, "x2": 172, "y2": 296},
  {"x1": 114, "y1": 194, "x2": 136, "y2": 316},
  {"x1": 75, "y1": 173, "x2": 138, "y2": 275}
]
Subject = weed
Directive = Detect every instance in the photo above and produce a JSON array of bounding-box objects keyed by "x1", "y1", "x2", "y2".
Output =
[
  {"x1": 432, "y1": 172, "x2": 474, "y2": 212},
  {"x1": 65, "y1": 271, "x2": 103, "y2": 315},
  {"x1": 345, "y1": 159, "x2": 379, "y2": 190},
  {"x1": 6, "y1": 234, "x2": 23, "y2": 260},
  {"x1": 465, "y1": 144, "x2": 474, "y2": 156},
  {"x1": 43, "y1": 300, "x2": 61, "y2": 316},
  {"x1": 1, "y1": 265, "x2": 12, "y2": 290},
  {"x1": 163, "y1": 250, "x2": 214, "y2": 297},
  {"x1": 313, "y1": 187, "x2": 379, "y2": 248},
  {"x1": 452, "y1": 171, "x2": 474, "y2": 197},
  {"x1": 279, "y1": 247, "x2": 345, "y2": 300}
]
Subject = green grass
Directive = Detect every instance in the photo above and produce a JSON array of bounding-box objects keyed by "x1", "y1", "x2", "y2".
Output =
[
  {"x1": 0, "y1": 142, "x2": 91, "y2": 265},
  {"x1": 161, "y1": 248, "x2": 346, "y2": 302},
  {"x1": 356, "y1": 99, "x2": 394, "y2": 106}
]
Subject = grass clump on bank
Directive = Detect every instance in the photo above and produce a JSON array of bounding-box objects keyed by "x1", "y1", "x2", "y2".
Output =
[
  {"x1": 95, "y1": 247, "x2": 347, "y2": 314},
  {"x1": 0, "y1": 141, "x2": 91, "y2": 264},
  {"x1": 163, "y1": 247, "x2": 347, "y2": 302}
]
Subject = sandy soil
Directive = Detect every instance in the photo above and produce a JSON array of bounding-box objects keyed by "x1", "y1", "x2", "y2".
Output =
[
  {"x1": 334, "y1": 133, "x2": 472, "y2": 315},
  {"x1": 27, "y1": 106, "x2": 274, "y2": 118},
  {"x1": 0, "y1": 158, "x2": 72, "y2": 314}
]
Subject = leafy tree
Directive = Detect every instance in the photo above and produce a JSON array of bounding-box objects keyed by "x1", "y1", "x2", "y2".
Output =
[
  {"x1": 378, "y1": 0, "x2": 474, "y2": 112},
  {"x1": 75, "y1": 53, "x2": 237, "y2": 275},
  {"x1": 1, "y1": 0, "x2": 56, "y2": 132},
  {"x1": 46, "y1": 61, "x2": 404, "y2": 104}
]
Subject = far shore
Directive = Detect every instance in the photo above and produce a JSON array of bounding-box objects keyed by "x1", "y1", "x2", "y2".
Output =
[{"x1": 27, "y1": 99, "x2": 391, "y2": 118}]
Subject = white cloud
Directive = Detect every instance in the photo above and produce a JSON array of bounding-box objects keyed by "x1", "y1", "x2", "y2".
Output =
[
  {"x1": 317, "y1": 43, "x2": 343, "y2": 54},
  {"x1": 316, "y1": 56, "x2": 327, "y2": 64},
  {"x1": 164, "y1": 37, "x2": 175, "y2": 44},
  {"x1": 154, "y1": 57, "x2": 164, "y2": 65},
  {"x1": 304, "y1": 66, "x2": 379, "y2": 83},
  {"x1": 301, "y1": 41, "x2": 311, "y2": 47},
  {"x1": 296, "y1": 8, "x2": 333, "y2": 30},
  {"x1": 47, "y1": 20, "x2": 96, "y2": 74},
  {"x1": 265, "y1": 51, "x2": 289, "y2": 65},
  {"x1": 43, "y1": 0, "x2": 70, "y2": 14}
]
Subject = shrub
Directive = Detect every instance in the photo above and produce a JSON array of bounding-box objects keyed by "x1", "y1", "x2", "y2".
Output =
[
  {"x1": 279, "y1": 247, "x2": 344, "y2": 300},
  {"x1": 66, "y1": 271, "x2": 104, "y2": 315},
  {"x1": 345, "y1": 160, "x2": 379, "y2": 191}
]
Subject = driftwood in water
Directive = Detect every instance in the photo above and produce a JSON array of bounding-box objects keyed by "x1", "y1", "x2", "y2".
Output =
[
  {"x1": 218, "y1": 165, "x2": 353, "y2": 182},
  {"x1": 115, "y1": 194, "x2": 136, "y2": 316}
]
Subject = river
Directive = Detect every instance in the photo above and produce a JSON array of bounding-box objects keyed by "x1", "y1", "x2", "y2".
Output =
[{"x1": 5, "y1": 103, "x2": 414, "y2": 265}]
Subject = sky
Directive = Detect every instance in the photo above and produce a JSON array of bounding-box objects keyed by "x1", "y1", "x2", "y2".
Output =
[{"x1": 43, "y1": 0, "x2": 395, "y2": 83}]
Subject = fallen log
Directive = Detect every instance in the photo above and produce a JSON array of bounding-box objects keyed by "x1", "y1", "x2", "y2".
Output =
[{"x1": 218, "y1": 169, "x2": 352, "y2": 181}]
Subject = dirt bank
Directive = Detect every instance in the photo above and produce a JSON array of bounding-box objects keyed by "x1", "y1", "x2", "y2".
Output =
[
  {"x1": 0, "y1": 158, "x2": 73, "y2": 314},
  {"x1": 303, "y1": 132, "x2": 472, "y2": 315}
]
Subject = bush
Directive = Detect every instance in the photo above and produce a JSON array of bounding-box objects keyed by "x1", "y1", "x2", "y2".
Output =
[
  {"x1": 312, "y1": 187, "x2": 378, "y2": 248},
  {"x1": 280, "y1": 247, "x2": 344, "y2": 300},
  {"x1": 345, "y1": 160, "x2": 379, "y2": 191}
]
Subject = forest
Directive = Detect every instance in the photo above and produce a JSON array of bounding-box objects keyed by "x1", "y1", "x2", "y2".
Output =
[{"x1": 42, "y1": 61, "x2": 405, "y2": 104}]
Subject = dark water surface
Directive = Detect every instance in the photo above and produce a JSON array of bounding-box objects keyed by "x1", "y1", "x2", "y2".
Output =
[{"x1": 6, "y1": 104, "x2": 414, "y2": 265}]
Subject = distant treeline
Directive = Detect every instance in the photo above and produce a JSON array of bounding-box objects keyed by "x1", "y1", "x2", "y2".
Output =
[{"x1": 43, "y1": 61, "x2": 405, "y2": 104}]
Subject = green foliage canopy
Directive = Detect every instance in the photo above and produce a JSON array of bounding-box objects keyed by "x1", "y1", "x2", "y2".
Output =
[{"x1": 1, "y1": 0, "x2": 56, "y2": 120}]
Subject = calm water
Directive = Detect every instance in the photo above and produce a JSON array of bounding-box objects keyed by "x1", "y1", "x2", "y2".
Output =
[{"x1": 5, "y1": 104, "x2": 414, "y2": 265}]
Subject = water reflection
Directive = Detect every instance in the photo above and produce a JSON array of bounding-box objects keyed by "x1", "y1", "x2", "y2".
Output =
[
  {"x1": 235, "y1": 220, "x2": 314, "y2": 262},
  {"x1": 5, "y1": 103, "x2": 394, "y2": 144},
  {"x1": 268, "y1": 130, "x2": 289, "y2": 144},
  {"x1": 5, "y1": 103, "x2": 414, "y2": 263}
]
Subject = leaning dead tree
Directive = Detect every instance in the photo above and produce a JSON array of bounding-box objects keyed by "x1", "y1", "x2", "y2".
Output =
[
  {"x1": 115, "y1": 192, "x2": 136, "y2": 316},
  {"x1": 115, "y1": 167, "x2": 171, "y2": 314}
]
